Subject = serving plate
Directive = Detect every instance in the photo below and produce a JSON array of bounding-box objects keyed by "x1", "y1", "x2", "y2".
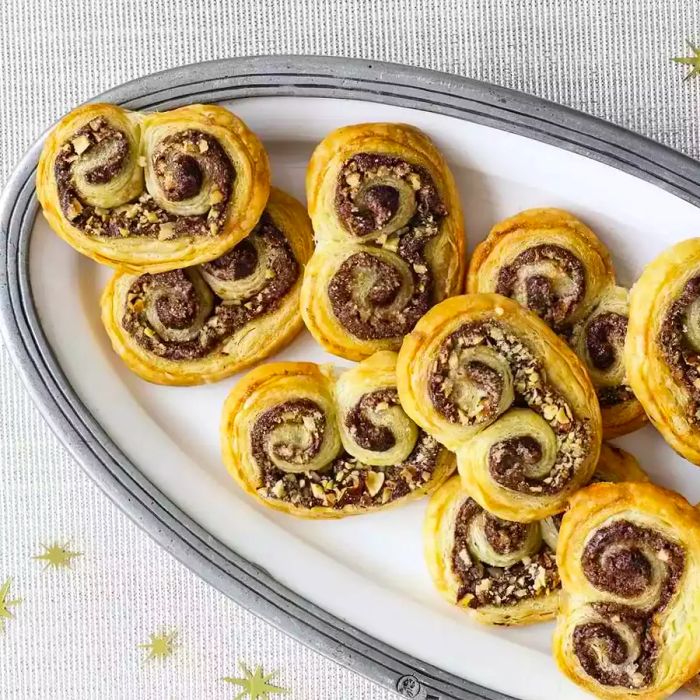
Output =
[{"x1": 3, "y1": 56, "x2": 700, "y2": 700}]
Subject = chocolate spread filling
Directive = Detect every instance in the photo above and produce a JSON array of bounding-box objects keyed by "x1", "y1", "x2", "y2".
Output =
[
  {"x1": 450, "y1": 498, "x2": 559, "y2": 609},
  {"x1": 201, "y1": 239, "x2": 258, "y2": 280},
  {"x1": 583, "y1": 311, "x2": 635, "y2": 407},
  {"x1": 327, "y1": 152, "x2": 447, "y2": 340},
  {"x1": 488, "y1": 436, "x2": 545, "y2": 491},
  {"x1": 597, "y1": 385, "x2": 636, "y2": 408},
  {"x1": 496, "y1": 244, "x2": 585, "y2": 330},
  {"x1": 573, "y1": 603, "x2": 658, "y2": 689},
  {"x1": 586, "y1": 312, "x2": 627, "y2": 371},
  {"x1": 345, "y1": 388, "x2": 400, "y2": 452},
  {"x1": 483, "y1": 513, "x2": 531, "y2": 554},
  {"x1": 252, "y1": 400, "x2": 442, "y2": 510},
  {"x1": 571, "y1": 521, "x2": 686, "y2": 689},
  {"x1": 54, "y1": 118, "x2": 234, "y2": 240},
  {"x1": 122, "y1": 214, "x2": 298, "y2": 360},
  {"x1": 658, "y1": 276, "x2": 700, "y2": 424},
  {"x1": 428, "y1": 321, "x2": 591, "y2": 495},
  {"x1": 251, "y1": 399, "x2": 325, "y2": 466}
]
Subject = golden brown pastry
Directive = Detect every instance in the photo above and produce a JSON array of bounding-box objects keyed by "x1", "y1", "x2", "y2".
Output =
[
  {"x1": 687, "y1": 503, "x2": 700, "y2": 696},
  {"x1": 468, "y1": 208, "x2": 646, "y2": 438},
  {"x1": 539, "y1": 444, "x2": 650, "y2": 553},
  {"x1": 553, "y1": 482, "x2": 700, "y2": 699},
  {"x1": 37, "y1": 103, "x2": 270, "y2": 272},
  {"x1": 100, "y1": 189, "x2": 312, "y2": 385},
  {"x1": 626, "y1": 238, "x2": 700, "y2": 465},
  {"x1": 425, "y1": 445, "x2": 647, "y2": 626},
  {"x1": 301, "y1": 123, "x2": 465, "y2": 361},
  {"x1": 397, "y1": 293, "x2": 602, "y2": 522},
  {"x1": 592, "y1": 443, "x2": 649, "y2": 485},
  {"x1": 220, "y1": 351, "x2": 455, "y2": 518}
]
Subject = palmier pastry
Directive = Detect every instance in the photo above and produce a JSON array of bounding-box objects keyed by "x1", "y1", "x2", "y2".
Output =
[
  {"x1": 37, "y1": 103, "x2": 269, "y2": 272},
  {"x1": 425, "y1": 445, "x2": 647, "y2": 626},
  {"x1": 301, "y1": 123, "x2": 465, "y2": 361},
  {"x1": 221, "y1": 351, "x2": 455, "y2": 518},
  {"x1": 425, "y1": 476, "x2": 560, "y2": 625},
  {"x1": 468, "y1": 208, "x2": 645, "y2": 438},
  {"x1": 626, "y1": 238, "x2": 700, "y2": 465},
  {"x1": 553, "y1": 482, "x2": 700, "y2": 699},
  {"x1": 101, "y1": 188, "x2": 312, "y2": 385},
  {"x1": 397, "y1": 293, "x2": 602, "y2": 522}
]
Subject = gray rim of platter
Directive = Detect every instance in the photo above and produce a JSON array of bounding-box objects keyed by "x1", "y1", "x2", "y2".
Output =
[{"x1": 3, "y1": 55, "x2": 700, "y2": 700}]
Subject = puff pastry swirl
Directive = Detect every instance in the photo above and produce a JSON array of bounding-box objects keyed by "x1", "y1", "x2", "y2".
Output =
[
  {"x1": 220, "y1": 351, "x2": 455, "y2": 518},
  {"x1": 301, "y1": 123, "x2": 465, "y2": 361},
  {"x1": 626, "y1": 238, "x2": 700, "y2": 465},
  {"x1": 468, "y1": 208, "x2": 645, "y2": 438},
  {"x1": 101, "y1": 188, "x2": 312, "y2": 385},
  {"x1": 425, "y1": 444, "x2": 647, "y2": 626},
  {"x1": 37, "y1": 103, "x2": 270, "y2": 272},
  {"x1": 397, "y1": 293, "x2": 602, "y2": 521},
  {"x1": 553, "y1": 482, "x2": 700, "y2": 699}
]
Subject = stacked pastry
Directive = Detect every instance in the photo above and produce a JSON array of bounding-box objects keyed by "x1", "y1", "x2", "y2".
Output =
[
  {"x1": 219, "y1": 123, "x2": 466, "y2": 516},
  {"x1": 38, "y1": 103, "x2": 314, "y2": 384},
  {"x1": 38, "y1": 104, "x2": 700, "y2": 699},
  {"x1": 397, "y1": 216, "x2": 700, "y2": 697}
]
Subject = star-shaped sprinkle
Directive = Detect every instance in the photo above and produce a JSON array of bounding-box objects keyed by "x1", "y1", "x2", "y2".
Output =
[
  {"x1": 32, "y1": 542, "x2": 82, "y2": 570},
  {"x1": 223, "y1": 663, "x2": 288, "y2": 699},
  {"x1": 672, "y1": 41, "x2": 700, "y2": 80},
  {"x1": 0, "y1": 579, "x2": 21, "y2": 630},
  {"x1": 138, "y1": 630, "x2": 178, "y2": 662}
]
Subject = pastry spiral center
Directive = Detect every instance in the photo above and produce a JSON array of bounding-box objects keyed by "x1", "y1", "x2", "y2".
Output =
[
  {"x1": 345, "y1": 389, "x2": 399, "y2": 452},
  {"x1": 429, "y1": 341, "x2": 515, "y2": 427},
  {"x1": 161, "y1": 152, "x2": 203, "y2": 200},
  {"x1": 153, "y1": 273, "x2": 206, "y2": 331},
  {"x1": 78, "y1": 130, "x2": 130, "y2": 185},
  {"x1": 339, "y1": 385, "x2": 419, "y2": 467},
  {"x1": 362, "y1": 185, "x2": 400, "y2": 226},
  {"x1": 148, "y1": 130, "x2": 233, "y2": 218},
  {"x1": 496, "y1": 244, "x2": 586, "y2": 329},
  {"x1": 336, "y1": 153, "x2": 445, "y2": 238},
  {"x1": 482, "y1": 513, "x2": 535, "y2": 556},
  {"x1": 327, "y1": 249, "x2": 429, "y2": 340},
  {"x1": 489, "y1": 436, "x2": 543, "y2": 479},
  {"x1": 202, "y1": 239, "x2": 258, "y2": 280},
  {"x1": 581, "y1": 520, "x2": 684, "y2": 606},
  {"x1": 251, "y1": 399, "x2": 337, "y2": 473}
]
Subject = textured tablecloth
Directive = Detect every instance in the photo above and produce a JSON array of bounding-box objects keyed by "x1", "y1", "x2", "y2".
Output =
[{"x1": 1, "y1": 1, "x2": 698, "y2": 698}]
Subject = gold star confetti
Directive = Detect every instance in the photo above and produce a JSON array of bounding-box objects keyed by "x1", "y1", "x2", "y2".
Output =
[
  {"x1": 0, "y1": 578, "x2": 21, "y2": 630},
  {"x1": 223, "y1": 662, "x2": 288, "y2": 699},
  {"x1": 32, "y1": 542, "x2": 82, "y2": 570},
  {"x1": 673, "y1": 41, "x2": 700, "y2": 80},
  {"x1": 138, "y1": 630, "x2": 178, "y2": 662}
]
